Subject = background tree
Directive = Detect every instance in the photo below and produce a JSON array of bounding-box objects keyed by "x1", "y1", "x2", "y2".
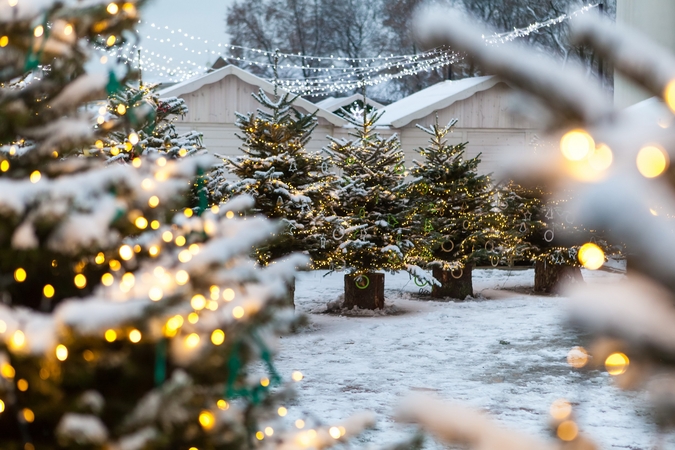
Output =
[
  {"x1": 225, "y1": 0, "x2": 616, "y2": 102},
  {"x1": 208, "y1": 87, "x2": 339, "y2": 270},
  {"x1": 402, "y1": 118, "x2": 506, "y2": 299},
  {"x1": 324, "y1": 107, "x2": 409, "y2": 310}
]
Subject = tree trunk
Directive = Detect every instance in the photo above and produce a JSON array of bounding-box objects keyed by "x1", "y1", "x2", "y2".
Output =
[
  {"x1": 534, "y1": 261, "x2": 584, "y2": 294},
  {"x1": 344, "y1": 273, "x2": 385, "y2": 310},
  {"x1": 285, "y1": 277, "x2": 296, "y2": 309},
  {"x1": 432, "y1": 265, "x2": 473, "y2": 300}
]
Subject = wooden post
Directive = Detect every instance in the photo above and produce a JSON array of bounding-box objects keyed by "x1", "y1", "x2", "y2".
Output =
[
  {"x1": 431, "y1": 265, "x2": 473, "y2": 300},
  {"x1": 344, "y1": 273, "x2": 385, "y2": 310},
  {"x1": 534, "y1": 261, "x2": 583, "y2": 294}
]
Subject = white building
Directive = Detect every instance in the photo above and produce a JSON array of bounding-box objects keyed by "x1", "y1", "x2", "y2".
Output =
[
  {"x1": 378, "y1": 76, "x2": 539, "y2": 177},
  {"x1": 159, "y1": 65, "x2": 348, "y2": 158},
  {"x1": 161, "y1": 66, "x2": 540, "y2": 178},
  {"x1": 616, "y1": 0, "x2": 675, "y2": 108}
]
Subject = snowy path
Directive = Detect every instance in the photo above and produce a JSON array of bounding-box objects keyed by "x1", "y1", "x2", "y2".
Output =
[{"x1": 274, "y1": 268, "x2": 671, "y2": 449}]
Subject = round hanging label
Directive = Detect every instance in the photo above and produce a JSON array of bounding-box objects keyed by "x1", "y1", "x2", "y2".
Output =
[{"x1": 355, "y1": 275, "x2": 370, "y2": 289}]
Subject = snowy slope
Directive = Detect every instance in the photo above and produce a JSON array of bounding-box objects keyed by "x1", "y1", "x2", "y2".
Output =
[{"x1": 273, "y1": 268, "x2": 668, "y2": 449}]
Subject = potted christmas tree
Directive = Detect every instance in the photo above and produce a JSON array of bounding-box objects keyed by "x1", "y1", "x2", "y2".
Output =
[
  {"x1": 325, "y1": 106, "x2": 409, "y2": 309},
  {"x1": 208, "y1": 84, "x2": 339, "y2": 306},
  {"x1": 402, "y1": 117, "x2": 503, "y2": 299}
]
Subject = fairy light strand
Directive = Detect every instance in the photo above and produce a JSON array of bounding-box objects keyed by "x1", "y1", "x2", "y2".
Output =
[{"x1": 106, "y1": 2, "x2": 598, "y2": 91}]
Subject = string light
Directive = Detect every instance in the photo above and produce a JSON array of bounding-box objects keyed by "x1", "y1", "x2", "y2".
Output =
[
  {"x1": 14, "y1": 268, "x2": 26, "y2": 282},
  {"x1": 199, "y1": 410, "x2": 215, "y2": 430},
  {"x1": 110, "y1": 4, "x2": 597, "y2": 88},
  {"x1": 107, "y1": 2, "x2": 119, "y2": 14},
  {"x1": 175, "y1": 270, "x2": 189, "y2": 285},
  {"x1": 190, "y1": 294, "x2": 206, "y2": 310},
  {"x1": 105, "y1": 329, "x2": 117, "y2": 342},
  {"x1": 43, "y1": 284, "x2": 55, "y2": 298},
  {"x1": 11, "y1": 330, "x2": 25, "y2": 350},
  {"x1": 102, "y1": 273, "x2": 114, "y2": 286},
  {"x1": 55, "y1": 344, "x2": 68, "y2": 361},
  {"x1": 74, "y1": 274, "x2": 87, "y2": 288},
  {"x1": 22, "y1": 408, "x2": 35, "y2": 423},
  {"x1": 129, "y1": 329, "x2": 142, "y2": 343},
  {"x1": 292, "y1": 371, "x2": 303, "y2": 381},
  {"x1": 119, "y1": 245, "x2": 134, "y2": 260},
  {"x1": 185, "y1": 333, "x2": 200, "y2": 348},
  {"x1": 211, "y1": 329, "x2": 225, "y2": 345}
]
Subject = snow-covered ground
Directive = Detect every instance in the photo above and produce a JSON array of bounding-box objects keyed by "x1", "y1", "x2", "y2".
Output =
[{"x1": 274, "y1": 267, "x2": 672, "y2": 449}]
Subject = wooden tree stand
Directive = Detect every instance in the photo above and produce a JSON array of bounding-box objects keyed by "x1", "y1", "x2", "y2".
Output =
[
  {"x1": 344, "y1": 273, "x2": 385, "y2": 310},
  {"x1": 432, "y1": 266, "x2": 473, "y2": 300},
  {"x1": 534, "y1": 261, "x2": 583, "y2": 294}
]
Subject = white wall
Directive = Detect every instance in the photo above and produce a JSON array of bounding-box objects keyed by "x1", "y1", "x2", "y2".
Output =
[{"x1": 616, "y1": 0, "x2": 675, "y2": 108}]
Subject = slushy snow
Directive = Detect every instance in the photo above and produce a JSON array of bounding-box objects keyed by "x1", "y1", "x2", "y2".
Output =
[{"x1": 274, "y1": 267, "x2": 670, "y2": 449}]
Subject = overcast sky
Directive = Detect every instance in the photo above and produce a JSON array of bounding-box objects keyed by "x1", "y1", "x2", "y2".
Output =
[{"x1": 135, "y1": 0, "x2": 237, "y2": 80}]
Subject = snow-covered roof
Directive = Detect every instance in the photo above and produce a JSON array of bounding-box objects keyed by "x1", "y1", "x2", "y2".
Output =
[
  {"x1": 315, "y1": 94, "x2": 385, "y2": 112},
  {"x1": 159, "y1": 65, "x2": 347, "y2": 127},
  {"x1": 378, "y1": 76, "x2": 501, "y2": 128}
]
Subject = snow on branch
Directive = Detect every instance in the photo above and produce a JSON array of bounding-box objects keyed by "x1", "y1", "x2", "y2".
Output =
[
  {"x1": 277, "y1": 411, "x2": 376, "y2": 450},
  {"x1": 413, "y1": 7, "x2": 613, "y2": 127},
  {"x1": 565, "y1": 276, "x2": 675, "y2": 357},
  {"x1": 395, "y1": 393, "x2": 556, "y2": 450},
  {"x1": 571, "y1": 14, "x2": 675, "y2": 101}
]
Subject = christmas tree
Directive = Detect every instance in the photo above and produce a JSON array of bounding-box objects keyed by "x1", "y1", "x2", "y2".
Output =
[
  {"x1": 402, "y1": 117, "x2": 506, "y2": 299},
  {"x1": 209, "y1": 87, "x2": 339, "y2": 268},
  {"x1": 499, "y1": 182, "x2": 612, "y2": 293},
  {"x1": 0, "y1": 2, "x2": 373, "y2": 448},
  {"x1": 91, "y1": 83, "x2": 205, "y2": 163},
  {"x1": 324, "y1": 106, "x2": 409, "y2": 310}
]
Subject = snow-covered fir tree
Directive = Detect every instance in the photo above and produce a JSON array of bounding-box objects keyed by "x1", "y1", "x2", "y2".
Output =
[
  {"x1": 92, "y1": 83, "x2": 205, "y2": 163},
  {"x1": 401, "y1": 118, "x2": 506, "y2": 298},
  {"x1": 324, "y1": 106, "x2": 409, "y2": 309},
  {"x1": 0, "y1": 2, "x2": 373, "y2": 448},
  {"x1": 209, "y1": 88, "x2": 339, "y2": 267}
]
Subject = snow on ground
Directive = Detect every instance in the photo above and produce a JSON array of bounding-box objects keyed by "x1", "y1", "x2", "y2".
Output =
[{"x1": 273, "y1": 266, "x2": 674, "y2": 449}]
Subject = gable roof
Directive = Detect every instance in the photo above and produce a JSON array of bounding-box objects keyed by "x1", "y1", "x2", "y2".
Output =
[
  {"x1": 315, "y1": 94, "x2": 385, "y2": 112},
  {"x1": 378, "y1": 76, "x2": 501, "y2": 128},
  {"x1": 159, "y1": 65, "x2": 348, "y2": 127}
]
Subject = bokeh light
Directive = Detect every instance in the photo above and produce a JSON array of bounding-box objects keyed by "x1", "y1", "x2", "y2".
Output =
[
  {"x1": 578, "y1": 243, "x2": 604, "y2": 270},
  {"x1": 636, "y1": 145, "x2": 669, "y2": 178},
  {"x1": 561, "y1": 130, "x2": 594, "y2": 161},
  {"x1": 605, "y1": 352, "x2": 629, "y2": 376}
]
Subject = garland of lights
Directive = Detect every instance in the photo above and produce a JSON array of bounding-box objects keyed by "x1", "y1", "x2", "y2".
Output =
[{"x1": 105, "y1": 2, "x2": 599, "y2": 90}]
